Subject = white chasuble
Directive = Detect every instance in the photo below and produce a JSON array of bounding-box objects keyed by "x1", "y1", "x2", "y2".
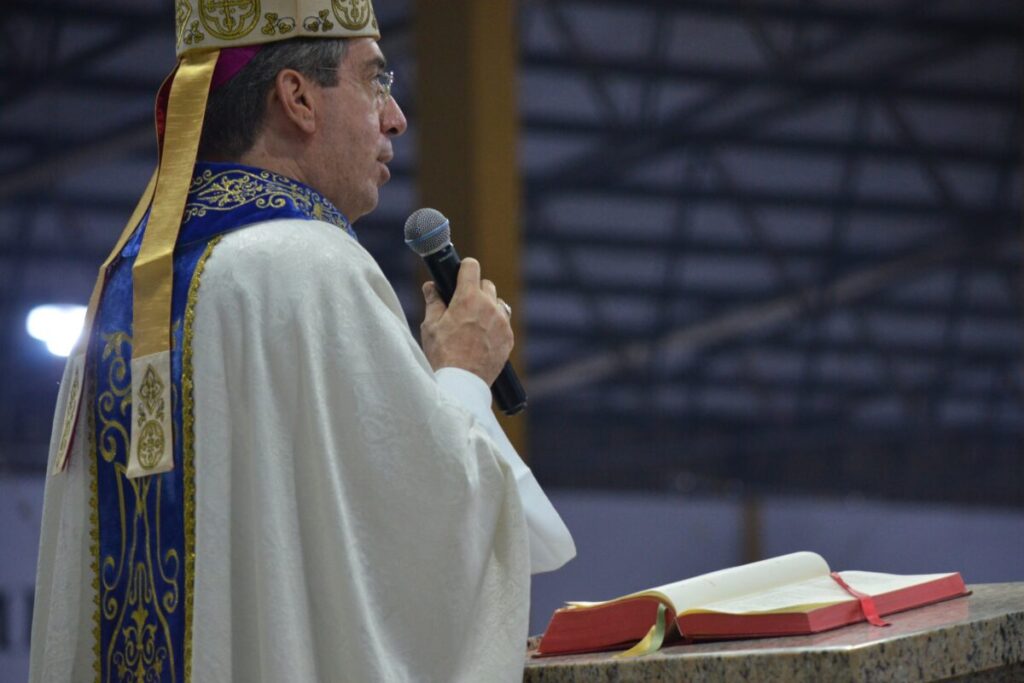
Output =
[
  {"x1": 195, "y1": 219, "x2": 575, "y2": 682},
  {"x1": 31, "y1": 218, "x2": 575, "y2": 683}
]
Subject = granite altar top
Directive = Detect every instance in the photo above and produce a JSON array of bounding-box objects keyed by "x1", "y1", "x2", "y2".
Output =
[{"x1": 524, "y1": 583, "x2": 1024, "y2": 683}]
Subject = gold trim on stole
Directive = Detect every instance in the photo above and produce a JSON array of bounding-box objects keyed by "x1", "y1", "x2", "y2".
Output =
[
  {"x1": 88, "y1": 372, "x2": 101, "y2": 682},
  {"x1": 182, "y1": 235, "x2": 223, "y2": 682}
]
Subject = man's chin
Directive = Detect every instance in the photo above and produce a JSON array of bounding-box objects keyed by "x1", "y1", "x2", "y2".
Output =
[{"x1": 346, "y1": 191, "x2": 379, "y2": 225}]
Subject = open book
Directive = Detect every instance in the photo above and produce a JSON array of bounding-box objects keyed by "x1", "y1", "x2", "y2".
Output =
[{"x1": 536, "y1": 551, "x2": 968, "y2": 656}]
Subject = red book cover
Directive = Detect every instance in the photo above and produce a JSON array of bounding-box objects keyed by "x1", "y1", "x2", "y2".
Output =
[
  {"x1": 536, "y1": 553, "x2": 969, "y2": 657},
  {"x1": 537, "y1": 596, "x2": 673, "y2": 655},
  {"x1": 677, "y1": 573, "x2": 968, "y2": 639}
]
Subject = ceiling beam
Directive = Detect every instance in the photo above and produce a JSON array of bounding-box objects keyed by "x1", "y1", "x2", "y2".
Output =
[
  {"x1": 535, "y1": 378, "x2": 1015, "y2": 416},
  {"x1": 521, "y1": 117, "x2": 1018, "y2": 168},
  {"x1": 526, "y1": 234, "x2": 996, "y2": 398},
  {"x1": 8, "y1": 1, "x2": 172, "y2": 24},
  {"x1": 526, "y1": 36, "x2": 993, "y2": 195},
  {"x1": 560, "y1": 0, "x2": 1023, "y2": 41},
  {"x1": 528, "y1": 329, "x2": 1020, "y2": 367},
  {"x1": 525, "y1": 290, "x2": 1020, "y2": 327},
  {"x1": 522, "y1": 231, "x2": 1019, "y2": 261},
  {"x1": 524, "y1": 52, "x2": 1017, "y2": 108},
  {"x1": 527, "y1": 182, "x2": 1017, "y2": 222}
]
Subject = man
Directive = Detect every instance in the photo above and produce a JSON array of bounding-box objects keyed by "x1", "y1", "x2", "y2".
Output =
[{"x1": 30, "y1": 4, "x2": 574, "y2": 682}]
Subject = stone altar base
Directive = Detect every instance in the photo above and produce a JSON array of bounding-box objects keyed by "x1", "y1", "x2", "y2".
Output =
[{"x1": 524, "y1": 583, "x2": 1024, "y2": 682}]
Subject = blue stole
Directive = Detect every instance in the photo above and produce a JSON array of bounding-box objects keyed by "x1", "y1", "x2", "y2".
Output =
[{"x1": 88, "y1": 162, "x2": 352, "y2": 682}]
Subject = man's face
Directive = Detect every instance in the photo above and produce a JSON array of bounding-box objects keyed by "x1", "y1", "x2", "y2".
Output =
[{"x1": 314, "y1": 38, "x2": 407, "y2": 222}]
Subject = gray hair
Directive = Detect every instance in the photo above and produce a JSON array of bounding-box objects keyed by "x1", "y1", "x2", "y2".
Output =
[{"x1": 198, "y1": 38, "x2": 348, "y2": 160}]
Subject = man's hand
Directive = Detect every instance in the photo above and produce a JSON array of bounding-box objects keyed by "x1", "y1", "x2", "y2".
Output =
[{"x1": 420, "y1": 258, "x2": 513, "y2": 385}]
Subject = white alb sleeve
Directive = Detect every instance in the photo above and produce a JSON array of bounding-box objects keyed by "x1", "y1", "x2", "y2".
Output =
[{"x1": 434, "y1": 367, "x2": 576, "y2": 574}]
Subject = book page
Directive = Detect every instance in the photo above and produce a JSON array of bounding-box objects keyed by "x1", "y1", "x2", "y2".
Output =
[
  {"x1": 686, "y1": 570, "x2": 959, "y2": 615},
  {"x1": 618, "y1": 552, "x2": 830, "y2": 613}
]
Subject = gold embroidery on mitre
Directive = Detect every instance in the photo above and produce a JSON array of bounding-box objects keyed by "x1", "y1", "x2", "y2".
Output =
[
  {"x1": 303, "y1": 9, "x2": 334, "y2": 32},
  {"x1": 176, "y1": 0, "x2": 378, "y2": 55},
  {"x1": 332, "y1": 0, "x2": 373, "y2": 31},
  {"x1": 184, "y1": 20, "x2": 206, "y2": 45},
  {"x1": 175, "y1": 0, "x2": 193, "y2": 45},
  {"x1": 199, "y1": 0, "x2": 261, "y2": 40},
  {"x1": 262, "y1": 12, "x2": 296, "y2": 35},
  {"x1": 136, "y1": 365, "x2": 167, "y2": 470}
]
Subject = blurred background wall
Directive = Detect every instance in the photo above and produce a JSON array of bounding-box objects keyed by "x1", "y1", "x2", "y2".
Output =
[{"x1": 1, "y1": 0, "x2": 1021, "y2": 680}]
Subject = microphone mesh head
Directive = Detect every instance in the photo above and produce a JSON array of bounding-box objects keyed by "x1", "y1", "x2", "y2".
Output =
[{"x1": 404, "y1": 208, "x2": 451, "y2": 256}]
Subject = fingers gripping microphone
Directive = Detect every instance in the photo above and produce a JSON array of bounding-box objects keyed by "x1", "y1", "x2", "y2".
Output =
[{"x1": 404, "y1": 208, "x2": 527, "y2": 416}]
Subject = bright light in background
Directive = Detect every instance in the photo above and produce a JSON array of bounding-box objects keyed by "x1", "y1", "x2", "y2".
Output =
[{"x1": 26, "y1": 304, "x2": 87, "y2": 357}]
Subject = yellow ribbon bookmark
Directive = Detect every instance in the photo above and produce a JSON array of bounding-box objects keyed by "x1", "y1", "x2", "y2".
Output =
[{"x1": 615, "y1": 603, "x2": 669, "y2": 659}]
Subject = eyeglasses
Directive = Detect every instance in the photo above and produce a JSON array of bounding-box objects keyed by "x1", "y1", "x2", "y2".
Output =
[
  {"x1": 372, "y1": 70, "x2": 395, "y2": 104},
  {"x1": 315, "y1": 67, "x2": 395, "y2": 106}
]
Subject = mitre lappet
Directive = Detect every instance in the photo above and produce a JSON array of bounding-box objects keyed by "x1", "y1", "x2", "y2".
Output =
[{"x1": 52, "y1": 0, "x2": 381, "y2": 479}]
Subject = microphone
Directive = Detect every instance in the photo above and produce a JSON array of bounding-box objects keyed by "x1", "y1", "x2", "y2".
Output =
[{"x1": 404, "y1": 208, "x2": 527, "y2": 416}]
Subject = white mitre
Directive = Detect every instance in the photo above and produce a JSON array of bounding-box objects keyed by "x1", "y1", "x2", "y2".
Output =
[{"x1": 174, "y1": 0, "x2": 379, "y2": 55}]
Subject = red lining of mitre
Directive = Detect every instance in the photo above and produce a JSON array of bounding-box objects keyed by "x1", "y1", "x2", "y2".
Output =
[{"x1": 154, "y1": 46, "x2": 263, "y2": 144}]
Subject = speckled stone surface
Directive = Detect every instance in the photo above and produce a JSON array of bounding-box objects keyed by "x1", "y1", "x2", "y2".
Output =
[{"x1": 524, "y1": 583, "x2": 1024, "y2": 682}]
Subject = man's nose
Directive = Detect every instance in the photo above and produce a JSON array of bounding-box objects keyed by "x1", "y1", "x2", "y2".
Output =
[{"x1": 382, "y1": 97, "x2": 408, "y2": 137}]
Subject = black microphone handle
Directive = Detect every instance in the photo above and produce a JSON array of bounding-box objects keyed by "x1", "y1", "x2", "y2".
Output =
[{"x1": 423, "y1": 244, "x2": 528, "y2": 415}]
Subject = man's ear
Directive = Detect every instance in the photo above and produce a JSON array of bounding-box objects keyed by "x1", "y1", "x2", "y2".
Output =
[{"x1": 270, "y1": 68, "x2": 318, "y2": 135}]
